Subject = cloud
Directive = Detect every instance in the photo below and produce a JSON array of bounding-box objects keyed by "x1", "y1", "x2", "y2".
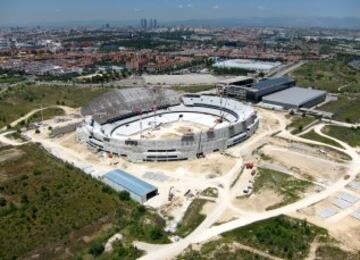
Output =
[
  {"x1": 178, "y1": 4, "x2": 183, "y2": 9},
  {"x1": 212, "y1": 4, "x2": 220, "y2": 9},
  {"x1": 134, "y1": 8, "x2": 141, "y2": 12},
  {"x1": 257, "y1": 5, "x2": 264, "y2": 10},
  {"x1": 187, "y1": 4, "x2": 193, "y2": 8}
]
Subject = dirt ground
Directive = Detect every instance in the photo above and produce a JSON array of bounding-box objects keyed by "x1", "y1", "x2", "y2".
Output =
[
  {"x1": 130, "y1": 120, "x2": 215, "y2": 141},
  {"x1": 260, "y1": 145, "x2": 347, "y2": 184},
  {"x1": 216, "y1": 209, "x2": 242, "y2": 225},
  {"x1": 56, "y1": 133, "x2": 104, "y2": 164},
  {"x1": 201, "y1": 201, "x2": 216, "y2": 215},
  {"x1": 290, "y1": 196, "x2": 360, "y2": 251},
  {"x1": 232, "y1": 189, "x2": 284, "y2": 212},
  {"x1": 144, "y1": 153, "x2": 236, "y2": 179},
  {"x1": 269, "y1": 137, "x2": 351, "y2": 162}
]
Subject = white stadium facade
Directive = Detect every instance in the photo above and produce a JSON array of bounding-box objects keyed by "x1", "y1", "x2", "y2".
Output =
[{"x1": 77, "y1": 87, "x2": 259, "y2": 162}]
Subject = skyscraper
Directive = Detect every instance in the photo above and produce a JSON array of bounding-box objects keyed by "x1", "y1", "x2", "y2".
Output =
[{"x1": 143, "y1": 19, "x2": 147, "y2": 29}]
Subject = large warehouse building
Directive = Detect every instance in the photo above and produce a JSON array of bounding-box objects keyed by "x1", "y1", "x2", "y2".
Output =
[
  {"x1": 102, "y1": 169, "x2": 158, "y2": 203},
  {"x1": 224, "y1": 77, "x2": 295, "y2": 101},
  {"x1": 262, "y1": 87, "x2": 327, "y2": 109}
]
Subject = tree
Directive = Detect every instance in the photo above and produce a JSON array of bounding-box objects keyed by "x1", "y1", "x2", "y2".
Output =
[
  {"x1": 0, "y1": 197, "x2": 7, "y2": 207},
  {"x1": 149, "y1": 227, "x2": 163, "y2": 241},
  {"x1": 119, "y1": 191, "x2": 130, "y2": 201},
  {"x1": 21, "y1": 194, "x2": 29, "y2": 204},
  {"x1": 89, "y1": 243, "x2": 104, "y2": 256}
]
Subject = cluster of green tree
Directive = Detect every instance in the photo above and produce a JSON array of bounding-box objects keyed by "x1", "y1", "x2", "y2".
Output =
[
  {"x1": 36, "y1": 72, "x2": 81, "y2": 82},
  {"x1": 0, "y1": 68, "x2": 26, "y2": 76},
  {"x1": 150, "y1": 58, "x2": 210, "y2": 75}
]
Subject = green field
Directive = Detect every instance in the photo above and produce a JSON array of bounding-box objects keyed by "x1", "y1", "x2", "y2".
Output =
[
  {"x1": 287, "y1": 116, "x2": 317, "y2": 134},
  {"x1": 176, "y1": 199, "x2": 208, "y2": 237},
  {"x1": 318, "y1": 95, "x2": 360, "y2": 123},
  {"x1": 222, "y1": 216, "x2": 327, "y2": 259},
  {"x1": 301, "y1": 130, "x2": 343, "y2": 148},
  {"x1": 0, "y1": 85, "x2": 109, "y2": 129},
  {"x1": 253, "y1": 168, "x2": 312, "y2": 210},
  {"x1": 0, "y1": 144, "x2": 168, "y2": 259},
  {"x1": 292, "y1": 59, "x2": 360, "y2": 93},
  {"x1": 323, "y1": 125, "x2": 360, "y2": 147}
]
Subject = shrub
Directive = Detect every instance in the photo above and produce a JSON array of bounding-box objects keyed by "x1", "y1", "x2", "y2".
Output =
[
  {"x1": 149, "y1": 227, "x2": 164, "y2": 241},
  {"x1": 88, "y1": 243, "x2": 104, "y2": 256},
  {"x1": 0, "y1": 197, "x2": 7, "y2": 207},
  {"x1": 118, "y1": 191, "x2": 130, "y2": 201}
]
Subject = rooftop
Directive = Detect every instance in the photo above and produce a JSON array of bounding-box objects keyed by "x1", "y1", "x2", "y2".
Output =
[
  {"x1": 254, "y1": 77, "x2": 295, "y2": 90},
  {"x1": 104, "y1": 169, "x2": 157, "y2": 197},
  {"x1": 262, "y1": 87, "x2": 327, "y2": 107}
]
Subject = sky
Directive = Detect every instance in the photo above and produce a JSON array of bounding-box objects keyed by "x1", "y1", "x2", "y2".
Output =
[{"x1": 0, "y1": 0, "x2": 359, "y2": 26}]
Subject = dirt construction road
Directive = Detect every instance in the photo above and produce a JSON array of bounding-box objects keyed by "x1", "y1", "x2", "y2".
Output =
[{"x1": 139, "y1": 121, "x2": 360, "y2": 260}]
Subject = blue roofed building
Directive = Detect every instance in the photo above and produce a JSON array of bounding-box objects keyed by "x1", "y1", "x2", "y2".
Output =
[{"x1": 102, "y1": 169, "x2": 158, "y2": 203}]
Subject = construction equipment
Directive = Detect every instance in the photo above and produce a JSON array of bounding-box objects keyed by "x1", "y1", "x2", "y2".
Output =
[{"x1": 245, "y1": 162, "x2": 254, "y2": 169}]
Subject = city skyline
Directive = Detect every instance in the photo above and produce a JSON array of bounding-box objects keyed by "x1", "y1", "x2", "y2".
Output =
[{"x1": 0, "y1": 0, "x2": 359, "y2": 26}]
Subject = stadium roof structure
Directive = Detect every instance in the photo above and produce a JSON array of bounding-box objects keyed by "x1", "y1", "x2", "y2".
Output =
[
  {"x1": 104, "y1": 169, "x2": 157, "y2": 197},
  {"x1": 81, "y1": 87, "x2": 181, "y2": 120},
  {"x1": 262, "y1": 87, "x2": 326, "y2": 107}
]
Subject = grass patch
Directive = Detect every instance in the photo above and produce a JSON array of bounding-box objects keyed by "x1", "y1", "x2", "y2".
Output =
[
  {"x1": 292, "y1": 59, "x2": 360, "y2": 93},
  {"x1": 315, "y1": 245, "x2": 360, "y2": 260},
  {"x1": 0, "y1": 143, "x2": 168, "y2": 259},
  {"x1": 15, "y1": 107, "x2": 66, "y2": 129},
  {"x1": 200, "y1": 187, "x2": 218, "y2": 198},
  {"x1": 5, "y1": 132, "x2": 27, "y2": 142},
  {"x1": 178, "y1": 239, "x2": 268, "y2": 260},
  {"x1": 253, "y1": 168, "x2": 312, "y2": 210},
  {"x1": 323, "y1": 125, "x2": 360, "y2": 147},
  {"x1": 0, "y1": 84, "x2": 109, "y2": 129},
  {"x1": 301, "y1": 130, "x2": 342, "y2": 148},
  {"x1": 172, "y1": 85, "x2": 216, "y2": 93},
  {"x1": 176, "y1": 199, "x2": 207, "y2": 237},
  {"x1": 287, "y1": 116, "x2": 317, "y2": 134},
  {"x1": 222, "y1": 215, "x2": 328, "y2": 259},
  {"x1": 318, "y1": 95, "x2": 360, "y2": 123}
]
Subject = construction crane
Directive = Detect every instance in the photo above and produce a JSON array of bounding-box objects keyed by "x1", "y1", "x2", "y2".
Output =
[{"x1": 133, "y1": 106, "x2": 143, "y2": 139}]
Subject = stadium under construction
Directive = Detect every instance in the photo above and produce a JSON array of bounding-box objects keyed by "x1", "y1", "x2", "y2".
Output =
[{"x1": 76, "y1": 87, "x2": 259, "y2": 162}]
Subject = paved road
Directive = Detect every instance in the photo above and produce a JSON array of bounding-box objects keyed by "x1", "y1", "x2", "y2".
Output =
[{"x1": 270, "y1": 61, "x2": 307, "y2": 78}]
